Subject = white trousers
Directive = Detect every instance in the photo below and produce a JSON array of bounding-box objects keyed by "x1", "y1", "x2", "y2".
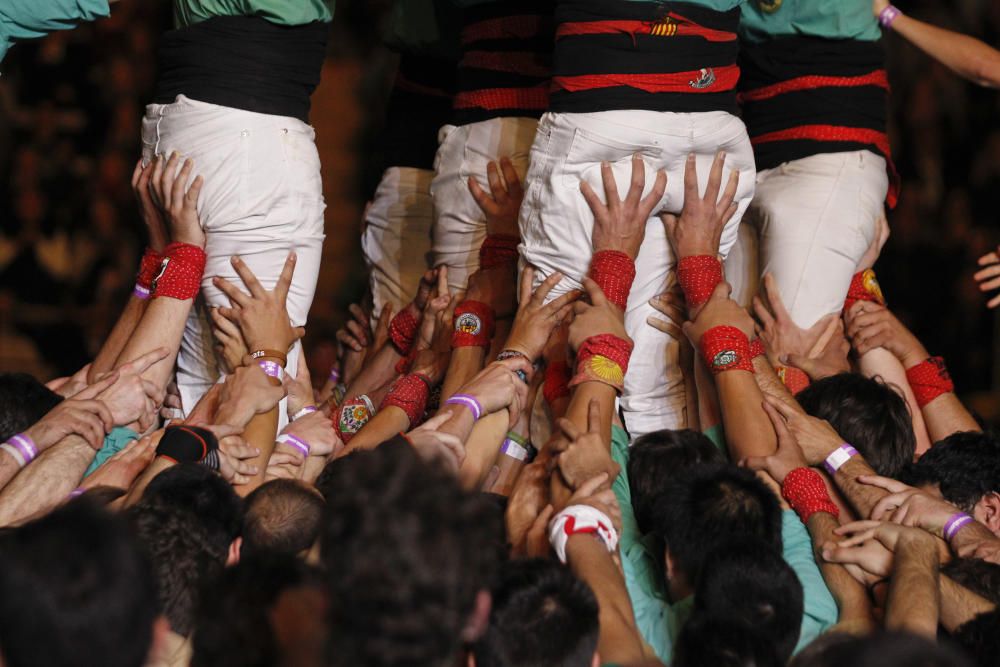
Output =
[
  {"x1": 519, "y1": 110, "x2": 756, "y2": 438},
  {"x1": 141, "y1": 95, "x2": 326, "y2": 418},
  {"x1": 747, "y1": 150, "x2": 888, "y2": 328},
  {"x1": 361, "y1": 167, "x2": 434, "y2": 321},
  {"x1": 430, "y1": 117, "x2": 538, "y2": 292}
]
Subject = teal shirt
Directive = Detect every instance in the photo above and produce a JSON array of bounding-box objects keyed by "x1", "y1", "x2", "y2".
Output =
[
  {"x1": 174, "y1": 0, "x2": 334, "y2": 29},
  {"x1": 84, "y1": 426, "x2": 139, "y2": 478},
  {"x1": 610, "y1": 426, "x2": 838, "y2": 663},
  {"x1": 0, "y1": 0, "x2": 109, "y2": 62},
  {"x1": 740, "y1": 0, "x2": 880, "y2": 44}
]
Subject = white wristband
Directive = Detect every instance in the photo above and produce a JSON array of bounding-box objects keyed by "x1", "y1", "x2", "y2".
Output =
[
  {"x1": 823, "y1": 444, "x2": 859, "y2": 475},
  {"x1": 292, "y1": 405, "x2": 317, "y2": 421},
  {"x1": 548, "y1": 504, "x2": 619, "y2": 564}
]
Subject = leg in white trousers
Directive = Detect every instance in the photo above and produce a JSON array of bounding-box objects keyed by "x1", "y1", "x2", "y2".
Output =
[
  {"x1": 519, "y1": 110, "x2": 756, "y2": 439},
  {"x1": 361, "y1": 167, "x2": 434, "y2": 324},
  {"x1": 430, "y1": 117, "x2": 538, "y2": 293},
  {"x1": 141, "y1": 95, "x2": 326, "y2": 422}
]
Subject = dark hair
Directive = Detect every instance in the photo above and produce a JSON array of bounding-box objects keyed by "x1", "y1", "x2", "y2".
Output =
[
  {"x1": 952, "y1": 609, "x2": 1000, "y2": 667},
  {"x1": 0, "y1": 372, "x2": 63, "y2": 441},
  {"x1": 628, "y1": 428, "x2": 725, "y2": 535},
  {"x1": 0, "y1": 499, "x2": 157, "y2": 667},
  {"x1": 141, "y1": 463, "x2": 243, "y2": 555},
  {"x1": 650, "y1": 464, "x2": 782, "y2": 587},
  {"x1": 694, "y1": 539, "x2": 803, "y2": 662},
  {"x1": 941, "y1": 558, "x2": 1000, "y2": 605},
  {"x1": 320, "y1": 441, "x2": 501, "y2": 667},
  {"x1": 242, "y1": 479, "x2": 325, "y2": 557},
  {"x1": 797, "y1": 373, "x2": 915, "y2": 478},
  {"x1": 672, "y1": 614, "x2": 783, "y2": 667},
  {"x1": 191, "y1": 552, "x2": 325, "y2": 667},
  {"x1": 901, "y1": 432, "x2": 1000, "y2": 513},
  {"x1": 474, "y1": 559, "x2": 599, "y2": 667},
  {"x1": 789, "y1": 631, "x2": 972, "y2": 667}
]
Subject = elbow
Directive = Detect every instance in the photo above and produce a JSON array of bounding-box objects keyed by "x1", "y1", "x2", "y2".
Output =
[{"x1": 969, "y1": 57, "x2": 1000, "y2": 89}]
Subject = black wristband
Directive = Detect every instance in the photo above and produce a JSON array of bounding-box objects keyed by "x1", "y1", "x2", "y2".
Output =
[{"x1": 156, "y1": 425, "x2": 218, "y2": 464}]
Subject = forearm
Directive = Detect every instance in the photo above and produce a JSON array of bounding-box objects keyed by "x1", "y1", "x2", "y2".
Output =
[
  {"x1": 886, "y1": 539, "x2": 939, "y2": 637},
  {"x1": 341, "y1": 406, "x2": 411, "y2": 455},
  {"x1": 694, "y1": 358, "x2": 721, "y2": 431},
  {"x1": 0, "y1": 437, "x2": 94, "y2": 526},
  {"x1": 893, "y1": 15, "x2": 1000, "y2": 88},
  {"x1": 567, "y1": 382, "x2": 617, "y2": 445},
  {"x1": 89, "y1": 296, "x2": 148, "y2": 382},
  {"x1": 715, "y1": 371, "x2": 777, "y2": 460},
  {"x1": 915, "y1": 393, "x2": 980, "y2": 444},
  {"x1": 115, "y1": 297, "x2": 192, "y2": 391},
  {"x1": 857, "y1": 348, "x2": 931, "y2": 454},
  {"x1": 949, "y1": 521, "x2": 998, "y2": 559},
  {"x1": 940, "y1": 576, "x2": 996, "y2": 632},
  {"x1": 808, "y1": 512, "x2": 875, "y2": 631},
  {"x1": 238, "y1": 404, "x2": 279, "y2": 495},
  {"x1": 0, "y1": 452, "x2": 23, "y2": 493},
  {"x1": 832, "y1": 456, "x2": 888, "y2": 519},
  {"x1": 441, "y1": 347, "x2": 487, "y2": 402},
  {"x1": 752, "y1": 355, "x2": 799, "y2": 411},
  {"x1": 300, "y1": 454, "x2": 328, "y2": 485},
  {"x1": 458, "y1": 410, "x2": 508, "y2": 490}
]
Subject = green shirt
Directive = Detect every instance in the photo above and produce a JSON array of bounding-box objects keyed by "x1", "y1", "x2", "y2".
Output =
[
  {"x1": 740, "y1": 0, "x2": 880, "y2": 44},
  {"x1": 610, "y1": 426, "x2": 838, "y2": 663},
  {"x1": 0, "y1": 0, "x2": 109, "y2": 62},
  {"x1": 174, "y1": 0, "x2": 334, "y2": 29},
  {"x1": 84, "y1": 426, "x2": 139, "y2": 478}
]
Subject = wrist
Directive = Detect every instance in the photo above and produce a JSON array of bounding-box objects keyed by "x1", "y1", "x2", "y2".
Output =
[{"x1": 878, "y1": 4, "x2": 902, "y2": 29}]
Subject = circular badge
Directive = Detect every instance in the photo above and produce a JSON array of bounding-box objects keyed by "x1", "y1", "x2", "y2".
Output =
[
  {"x1": 713, "y1": 350, "x2": 738, "y2": 368},
  {"x1": 455, "y1": 313, "x2": 483, "y2": 335}
]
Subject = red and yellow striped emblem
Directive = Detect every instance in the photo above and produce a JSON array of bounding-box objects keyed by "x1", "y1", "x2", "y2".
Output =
[{"x1": 650, "y1": 17, "x2": 678, "y2": 37}]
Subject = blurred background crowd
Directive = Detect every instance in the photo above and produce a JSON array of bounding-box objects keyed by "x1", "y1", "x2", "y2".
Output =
[{"x1": 0, "y1": 0, "x2": 996, "y2": 421}]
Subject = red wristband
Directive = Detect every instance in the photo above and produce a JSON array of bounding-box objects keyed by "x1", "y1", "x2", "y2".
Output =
[
  {"x1": 389, "y1": 306, "x2": 419, "y2": 356},
  {"x1": 906, "y1": 356, "x2": 954, "y2": 408},
  {"x1": 479, "y1": 234, "x2": 520, "y2": 270},
  {"x1": 776, "y1": 365, "x2": 811, "y2": 395},
  {"x1": 381, "y1": 373, "x2": 431, "y2": 428},
  {"x1": 843, "y1": 269, "x2": 886, "y2": 314},
  {"x1": 678, "y1": 255, "x2": 723, "y2": 309},
  {"x1": 570, "y1": 333, "x2": 633, "y2": 393},
  {"x1": 137, "y1": 247, "x2": 163, "y2": 290},
  {"x1": 749, "y1": 337, "x2": 766, "y2": 360},
  {"x1": 544, "y1": 360, "x2": 571, "y2": 405},
  {"x1": 151, "y1": 242, "x2": 206, "y2": 300},
  {"x1": 589, "y1": 250, "x2": 635, "y2": 311},
  {"x1": 782, "y1": 467, "x2": 840, "y2": 523},
  {"x1": 699, "y1": 326, "x2": 754, "y2": 375},
  {"x1": 452, "y1": 300, "x2": 496, "y2": 349}
]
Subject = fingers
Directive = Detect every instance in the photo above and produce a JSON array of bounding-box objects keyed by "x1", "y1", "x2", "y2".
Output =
[
  {"x1": 586, "y1": 397, "x2": 602, "y2": 434},
  {"x1": 159, "y1": 152, "x2": 180, "y2": 206},
  {"x1": 500, "y1": 157, "x2": 523, "y2": 200},
  {"x1": 717, "y1": 166, "x2": 740, "y2": 214},
  {"x1": 184, "y1": 174, "x2": 204, "y2": 214},
  {"x1": 752, "y1": 295, "x2": 776, "y2": 330},
  {"x1": 682, "y1": 152, "x2": 698, "y2": 201},
  {"x1": 213, "y1": 274, "x2": 251, "y2": 308},
  {"x1": 543, "y1": 284, "x2": 580, "y2": 316},
  {"x1": 229, "y1": 255, "x2": 267, "y2": 299},
  {"x1": 763, "y1": 393, "x2": 797, "y2": 421},
  {"x1": 857, "y1": 474, "x2": 912, "y2": 494},
  {"x1": 580, "y1": 276, "x2": 608, "y2": 307},
  {"x1": 762, "y1": 399, "x2": 791, "y2": 441},
  {"x1": 977, "y1": 251, "x2": 999, "y2": 266},
  {"x1": 973, "y1": 263, "x2": 1000, "y2": 282},
  {"x1": 519, "y1": 266, "x2": 535, "y2": 308},
  {"x1": 762, "y1": 273, "x2": 791, "y2": 321},
  {"x1": 580, "y1": 180, "x2": 604, "y2": 218},
  {"x1": 275, "y1": 252, "x2": 297, "y2": 303},
  {"x1": 639, "y1": 168, "x2": 668, "y2": 215},
  {"x1": 414, "y1": 412, "x2": 453, "y2": 433},
  {"x1": 742, "y1": 455, "x2": 769, "y2": 472},
  {"x1": 646, "y1": 315, "x2": 682, "y2": 339},
  {"x1": 575, "y1": 472, "x2": 610, "y2": 498},
  {"x1": 75, "y1": 370, "x2": 120, "y2": 400},
  {"x1": 467, "y1": 176, "x2": 495, "y2": 214},
  {"x1": 808, "y1": 314, "x2": 841, "y2": 358},
  {"x1": 121, "y1": 347, "x2": 170, "y2": 376},
  {"x1": 436, "y1": 265, "x2": 449, "y2": 299},
  {"x1": 625, "y1": 153, "x2": 646, "y2": 207},
  {"x1": 211, "y1": 307, "x2": 243, "y2": 341},
  {"x1": 834, "y1": 519, "x2": 882, "y2": 538},
  {"x1": 703, "y1": 150, "x2": 726, "y2": 205},
  {"x1": 600, "y1": 161, "x2": 620, "y2": 213},
  {"x1": 131, "y1": 158, "x2": 143, "y2": 190},
  {"x1": 171, "y1": 158, "x2": 194, "y2": 213},
  {"x1": 486, "y1": 160, "x2": 508, "y2": 205},
  {"x1": 346, "y1": 319, "x2": 369, "y2": 346}
]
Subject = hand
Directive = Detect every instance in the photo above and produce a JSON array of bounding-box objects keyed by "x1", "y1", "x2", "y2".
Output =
[
  {"x1": 843, "y1": 301, "x2": 927, "y2": 366},
  {"x1": 415, "y1": 268, "x2": 452, "y2": 351},
  {"x1": 974, "y1": 246, "x2": 1000, "y2": 309},
  {"x1": 568, "y1": 277, "x2": 630, "y2": 352},
  {"x1": 216, "y1": 363, "x2": 287, "y2": 428},
  {"x1": 335, "y1": 303, "x2": 371, "y2": 354},
  {"x1": 582, "y1": 154, "x2": 667, "y2": 259},
  {"x1": 131, "y1": 158, "x2": 167, "y2": 252},
  {"x1": 553, "y1": 398, "x2": 620, "y2": 490},
  {"x1": 647, "y1": 284, "x2": 686, "y2": 339},
  {"x1": 214, "y1": 252, "x2": 304, "y2": 354},
  {"x1": 661, "y1": 151, "x2": 740, "y2": 259},
  {"x1": 762, "y1": 394, "x2": 844, "y2": 465},
  {"x1": 862, "y1": 475, "x2": 961, "y2": 539},
  {"x1": 284, "y1": 355, "x2": 316, "y2": 418},
  {"x1": 96, "y1": 348, "x2": 169, "y2": 430},
  {"x1": 682, "y1": 282, "x2": 754, "y2": 345},
  {"x1": 506, "y1": 460, "x2": 553, "y2": 557},
  {"x1": 149, "y1": 152, "x2": 205, "y2": 248},
  {"x1": 80, "y1": 434, "x2": 157, "y2": 492},
  {"x1": 410, "y1": 307, "x2": 452, "y2": 387},
  {"x1": 753, "y1": 273, "x2": 838, "y2": 365},
  {"x1": 405, "y1": 413, "x2": 466, "y2": 472},
  {"x1": 834, "y1": 518, "x2": 938, "y2": 554},
  {"x1": 785, "y1": 318, "x2": 851, "y2": 381},
  {"x1": 279, "y1": 409, "x2": 342, "y2": 460},
  {"x1": 24, "y1": 374, "x2": 118, "y2": 450},
  {"x1": 47, "y1": 363, "x2": 93, "y2": 399},
  {"x1": 820, "y1": 536, "x2": 893, "y2": 586},
  {"x1": 160, "y1": 380, "x2": 183, "y2": 421},
  {"x1": 466, "y1": 265, "x2": 517, "y2": 319},
  {"x1": 742, "y1": 400, "x2": 810, "y2": 484},
  {"x1": 456, "y1": 359, "x2": 533, "y2": 429},
  {"x1": 504, "y1": 268, "x2": 580, "y2": 362},
  {"x1": 211, "y1": 307, "x2": 249, "y2": 376},
  {"x1": 202, "y1": 424, "x2": 259, "y2": 486},
  {"x1": 468, "y1": 157, "x2": 523, "y2": 238},
  {"x1": 565, "y1": 472, "x2": 622, "y2": 537}
]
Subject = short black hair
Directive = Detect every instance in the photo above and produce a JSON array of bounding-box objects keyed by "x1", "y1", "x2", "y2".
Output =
[
  {"x1": 191, "y1": 552, "x2": 325, "y2": 667},
  {"x1": 650, "y1": 463, "x2": 782, "y2": 587},
  {"x1": 672, "y1": 614, "x2": 783, "y2": 667},
  {"x1": 320, "y1": 441, "x2": 501, "y2": 667},
  {"x1": 242, "y1": 479, "x2": 325, "y2": 557},
  {"x1": 628, "y1": 428, "x2": 725, "y2": 535},
  {"x1": 789, "y1": 631, "x2": 972, "y2": 667},
  {"x1": 952, "y1": 609, "x2": 1000, "y2": 667},
  {"x1": 941, "y1": 558, "x2": 1000, "y2": 605},
  {"x1": 694, "y1": 538, "x2": 803, "y2": 662},
  {"x1": 0, "y1": 499, "x2": 157, "y2": 667},
  {"x1": 0, "y1": 372, "x2": 63, "y2": 441},
  {"x1": 901, "y1": 432, "x2": 1000, "y2": 513},
  {"x1": 797, "y1": 373, "x2": 915, "y2": 478},
  {"x1": 474, "y1": 559, "x2": 598, "y2": 667}
]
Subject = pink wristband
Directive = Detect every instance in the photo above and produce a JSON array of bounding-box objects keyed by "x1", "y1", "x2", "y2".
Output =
[
  {"x1": 277, "y1": 433, "x2": 311, "y2": 458},
  {"x1": 944, "y1": 512, "x2": 974, "y2": 541},
  {"x1": 878, "y1": 5, "x2": 902, "y2": 28},
  {"x1": 445, "y1": 394, "x2": 483, "y2": 421},
  {"x1": 823, "y1": 444, "x2": 859, "y2": 475},
  {"x1": 258, "y1": 360, "x2": 283, "y2": 380},
  {"x1": 133, "y1": 283, "x2": 151, "y2": 300}
]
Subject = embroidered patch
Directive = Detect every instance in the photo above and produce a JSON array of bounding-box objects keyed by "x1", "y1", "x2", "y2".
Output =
[
  {"x1": 339, "y1": 401, "x2": 372, "y2": 434},
  {"x1": 861, "y1": 268, "x2": 884, "y2": 305},
  {"x1": 712, "y1": 350, "x2": 738, "y2": 369},
  {"x1": 649, "y1": 16, "x2": 678, "y2": 37},
  {"x1": 689, "y1": 68, "x2": 717, "y2": 89},
  {"x1": 455, "y1": 313, "x2": 483, "y2": 336},
  {"x1": 585, "y1": 355, "x2": 625, "y2": 386}
]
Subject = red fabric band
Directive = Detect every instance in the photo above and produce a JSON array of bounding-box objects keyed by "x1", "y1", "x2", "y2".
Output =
[
  {"x1": 460, "y1": 51, "x2": 551, "y2": 78},
  {"x1": 452, "y1": 300, "x2": 496, "y2": 349},
  {"x1": 394, "y1": 350, "x2": 415, "y2": 376},
  {"x1": 381, "y1": 373, "x2": 431, "y2": 428},
  {"x1": 479, "y1": 234, "x2": 520, "y2": 270},
  {"x1": 906, "y1": 357, "x2": 954, "y2": 408},
  {"x1": 152, "y1": 243, "x2": 206, "y2": 301},
  {"x1": 570, "y1": 334, "x2": 634, "y2": 393},
  {"x1": 843, "y1": 269, "x2": 886, "y2": 314},
  {"x1": 776, "y1": 365, "x2": 811, "y2": 395},
  {"x1": 389, "y1": 306, "x2": 419, "y2": 356},
  {"x1": 552, "y1": 64, "x2": 741, "y2": 95},
  {"x1": 782, "y1": 467, "x2": 840, "y2": 524},
  {"x1": 677, "y1": 255, "x2": 722, "y2": 309},
  {"x1": 453, "y1": 86, "x2": 550, "y2": 111},
  {"x1": 699, "y1": 326, "x2": 754, "y2": 375},
  {"x1": 738, "y1": 70, "x2": 889, "y2": 103},
  {"x1": 749, "y1": 338, "x2": 766, "y2": 360},
  {"x1": 589, "y1": 250, "x2": 636, "y2": 310},
  {"x1": 544, "y1": 360, "x2": 571, "y2": 406},
  {"x1": 137, "y1": 247, "x2": 163, "y2": 290},
  {"x1": 556, "y1": 15, "x2": 736, "y2": 42}
]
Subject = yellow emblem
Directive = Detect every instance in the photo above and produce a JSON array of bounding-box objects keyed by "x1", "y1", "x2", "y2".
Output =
[
  {"x1": 861, "y1": 269, "x2": 884, "y2": 305},
  {"x1": 587, "y1": 355, "x2": 625, "y2": 385},
  {"x1": 650, "y1": 16, "x2": 678, "y2": 37}
]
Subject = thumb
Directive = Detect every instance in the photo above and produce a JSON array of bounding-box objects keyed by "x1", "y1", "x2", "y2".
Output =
[
  {"x1": 75, "y1": 370, "x2": 120, "y2": 400},
  {"x1": 784, "y1": 353, "x2": 816, "y2": 375},
  {"x1": 741, "y1": 455, "x2": 770, "y2": 472}
]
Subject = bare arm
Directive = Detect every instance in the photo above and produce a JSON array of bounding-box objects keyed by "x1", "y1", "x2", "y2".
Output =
[
  {"x1": 856, "y1": 348, "x2": 933, "y2": 454},
  {"x1": 886, "y1": 532, "x2": 940, "y2": 637},
  {"x1": 940, "y1": 576, "x2": 996, "y2": 633},
  {"x1": 809, "y1": 512, "x2": 877, "y2": 633},
  {"x1": 887, "y1": 11, "x2": 1000, "y2": 88},
  {"x1": 0, "y1": 436, "x2": 94, "y2": 525}
]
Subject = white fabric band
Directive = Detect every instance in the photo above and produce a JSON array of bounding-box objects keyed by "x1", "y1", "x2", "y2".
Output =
[{"x1": 548, "y1": 504, "x2": 619, "y2": 564}]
